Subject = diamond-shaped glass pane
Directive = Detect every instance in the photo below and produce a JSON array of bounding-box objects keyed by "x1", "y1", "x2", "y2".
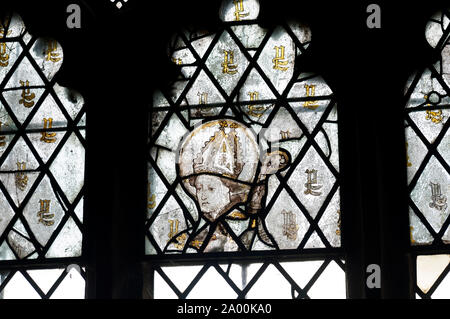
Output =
[
  {"x1": 204, "y1": 31, "x2": 250, "y2": 96},
  {"x1": 410, "y1": 156, "x2": 450, "y2": 237},
  {"x1": 257, "y1": 26, "x2": 295, "y2": 95},
  {"x1": 288, "y1": 146, "x2": 336, "y2": 218}
]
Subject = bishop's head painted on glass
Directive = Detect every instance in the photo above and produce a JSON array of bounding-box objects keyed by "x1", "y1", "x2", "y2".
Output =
[{"x1": 178, "y1": 119, "x2": 290, "y2": 252}]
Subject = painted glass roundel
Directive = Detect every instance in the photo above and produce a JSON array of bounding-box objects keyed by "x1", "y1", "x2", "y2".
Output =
[{"x1": 147, "y1": 0, "x2": 341, "y2": 254}]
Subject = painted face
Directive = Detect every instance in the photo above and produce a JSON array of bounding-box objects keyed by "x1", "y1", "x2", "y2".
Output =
[{"x1": 194, "y1": 175, "x2": 231, "y2": 215}]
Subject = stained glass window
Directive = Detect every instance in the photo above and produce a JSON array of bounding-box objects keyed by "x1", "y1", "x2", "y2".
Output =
[
  {"x1": 0, "y1": 13, "x2": 86, "y2": 298},
  {"x1": 404, "y1": 9, "x2": 450, "y2": 299},
  {"x1": 147, "y1": 0, "x2": 344, "y2": 298}
]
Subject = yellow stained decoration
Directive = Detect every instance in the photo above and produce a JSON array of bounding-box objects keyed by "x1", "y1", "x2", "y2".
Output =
[
  {"x1": 303, "y1": 84, "x2": 319, "y2": 110},
  {"x1": 247, "y1": 91, "x2": 267, "y2": 118},
  {"x1": 406, "y1": 142, "x2": 412, "y2": 167},
  {"x1": 0, "y1": 17, "x2": 11, "y2": 38},
  {"x1": 228, "y1": 211, "x2": 247, "y2": 219},
  {"x1": 147, "y1": 182, "x2": 156, "y2": 209},
  {"x1": 45, "y1": 40, "x2": 61, "y2": 63},
  {"x1": 424, "y1": 94, "x2": 444, "y2": 124},
  {"x1": 410, "y1": 226, "x2": 416, "y2": 244},
  {"x1": 172, "y1": 57, "x2": 182, "y2": 65},
  {"x1": 272, "y1": 46, "x2": 289, "y2": 71},
  {"x1": 221, "y1": 50, "x2": 238, "y2": 75},
  {"x1": 40, "y1": 118, "x2": 57, "y2": 143},
  {"x1": 37, "y1": 199, "x2": 55, "y2": 226},
  {"x1": 168, "y1": 219, "x2": 187, "y2": 250},
  {"x1": 425, "y1": 109, "x2": 444, "y2": 124},
  {"x1": 173, "y1": 233, "x2": 187, "y2": 250},
  {"x1": 15, "y1": 161, "x2": 28, "y2": 191},
  {"x1": 168, "y1": 219, "x2": 179, "y2": 241},
  {"x1": 233, "y1": 0, "x2": 249, "y2": 21},
  {"x1": 0, "y1": 43, "x2": 9, "y2": 67},
  {"x1": 190, "y1": 240, "x2": 202, "y2": 249},
  {"x1": 336, "y1": 210, "x2": 341, "y2": 236},
  {"x1": 19, "y1": 80, "x2": 35, "y2": 108}
]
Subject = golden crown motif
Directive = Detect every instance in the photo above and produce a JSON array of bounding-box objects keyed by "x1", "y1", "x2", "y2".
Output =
[{"x1": 193, "y1": 120, "x2": 244, "y2": 179}]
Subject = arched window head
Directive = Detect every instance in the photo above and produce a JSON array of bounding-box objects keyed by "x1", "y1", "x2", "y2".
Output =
[
  {"x1": 405, "y1": 9, "x2": 450, "y2": 299},
  {"x1": 147, "y1": 0, "x2": 345, "y2": 300},
  {"x1": 0, "y1": 13, "x2": 86, "y2": 299}
]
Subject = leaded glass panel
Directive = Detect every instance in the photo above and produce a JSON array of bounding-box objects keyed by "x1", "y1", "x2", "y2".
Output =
[
  {"x1": 0, "y1": 12, "x2": 85, "y2": 298},
  {"x1": 405, "y1": 10, "x2": 450, "y2": 246},
  {"x1": 416, "y1": 254, "x2": 450, "y2": 299},
  {"x1": 147, "y1": 0, "x2": 341, "y2": 258}
]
